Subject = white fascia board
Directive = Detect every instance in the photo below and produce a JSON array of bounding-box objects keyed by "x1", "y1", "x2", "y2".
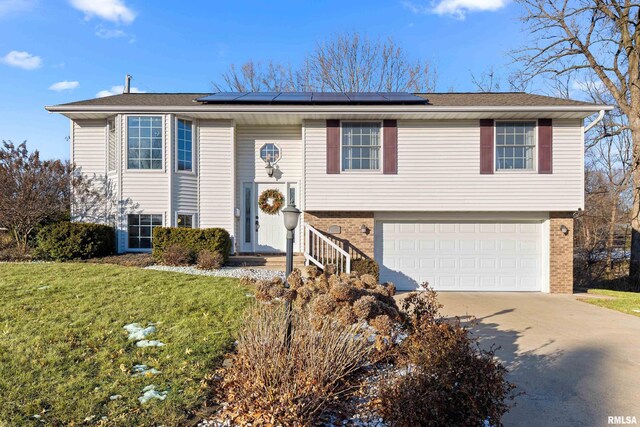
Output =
[{"x1": 45, "y1": 104, "x2": 614, "y2": 114}]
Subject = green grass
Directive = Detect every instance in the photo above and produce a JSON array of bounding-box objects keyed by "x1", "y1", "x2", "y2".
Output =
[
  {"x1": 0, "y1": 263, "x2": 250, "y2": 426},
  {"x1": 581, "y1": 289, "x2": 640, "y2": 317}
]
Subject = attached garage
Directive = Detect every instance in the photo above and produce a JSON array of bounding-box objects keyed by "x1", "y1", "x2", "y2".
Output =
[{"x1": 375, "y1": 218, "x2": 548, "y2": 292}]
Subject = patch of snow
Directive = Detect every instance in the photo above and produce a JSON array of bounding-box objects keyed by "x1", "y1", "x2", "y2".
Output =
[
  {"x1": 145, "y1": 265, "x2": 285, "y2": 281},
  {"x1": 138, "y1": 385, "x2": 168, "y2": 404},
  {"x1": 123, "y1": 323, "x2": 156, "y2": 341},
  {"x1": 633, "y1": 309, "x2": 640, "y2": 313},
  {"x1": 132, "y1": 364, "x2": 161, "y2": 376},
  {"x1": 136, "y1": 340, "x2": 165, "y2": 348},
  {"x1": 109, "y1": 394, "x2": 122, "y2": 401},
  {"x1": 37, "y1": 286, "x2": 50, "y2": 290}
]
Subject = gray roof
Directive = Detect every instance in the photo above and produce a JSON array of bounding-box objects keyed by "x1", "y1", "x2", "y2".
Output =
[{"x1": 48, "y1": 91, "x2": 601, "y2": 108}]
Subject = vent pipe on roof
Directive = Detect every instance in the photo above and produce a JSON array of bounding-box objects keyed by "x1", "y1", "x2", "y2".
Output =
[{"x1": 124, "y1": 74, "x2": 132, "y2": 94}]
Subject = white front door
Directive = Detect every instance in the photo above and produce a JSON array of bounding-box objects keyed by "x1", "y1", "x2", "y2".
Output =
[
  {"x1": 255, "y1": 183, "x2": 287, "y2": 253},
  {"x1": 375, "y1": 220, "x2": 544, "y2": 291}
]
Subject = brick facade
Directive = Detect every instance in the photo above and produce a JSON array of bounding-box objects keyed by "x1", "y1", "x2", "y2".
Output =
[
  {"x1": 304, "y1": 211, "x2": 375, "y2": 259},
  {"x1": 549, "y1": 212, "x2": 574, "y2": 293}
]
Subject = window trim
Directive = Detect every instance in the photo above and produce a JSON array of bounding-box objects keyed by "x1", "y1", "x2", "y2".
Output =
[
  {"x1": 175, "y1": 212, "x2": 196, "y2": 228},
  {"x1": 124, "y1": 114, "x2": 165, "y2": 172},
  {"x1": 494, "y1": 119, "x2": 538, "y2": 173},
  {"x1": 339, "y1": 120, "x2": 384, "y2": 173},
  {"x1": 127, "y1": 213, "x2": 164, "y2": 252},
  {"x1": 259, "y1": 142, "x2": 282, "y2": 165},
  {"x1": 175, "y1": 117, "x2": 195, "y2": 174}
]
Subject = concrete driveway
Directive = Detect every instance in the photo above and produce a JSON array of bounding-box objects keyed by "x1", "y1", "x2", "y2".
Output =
[{"x1": 433, "y1": 292, "x2": 640, "y2": 427}]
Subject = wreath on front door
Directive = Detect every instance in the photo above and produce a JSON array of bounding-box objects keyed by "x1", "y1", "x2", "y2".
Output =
[{"x1": 258, "y1": 188, "x2": 284, "y2": 215}]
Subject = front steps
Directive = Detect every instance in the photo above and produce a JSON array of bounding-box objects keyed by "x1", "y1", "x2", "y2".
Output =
[{"x1": 228, "y1": 254, "x2": 305, "y2": 270}]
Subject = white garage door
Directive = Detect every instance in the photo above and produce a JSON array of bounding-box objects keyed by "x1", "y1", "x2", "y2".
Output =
[{"x1": 375, "y1": 221, "x2": 544, "y2": 291}]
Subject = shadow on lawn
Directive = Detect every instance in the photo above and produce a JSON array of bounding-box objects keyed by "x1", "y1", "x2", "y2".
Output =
[{"x1": 456, "y1": 310, "x2": 616, "y2": 427}]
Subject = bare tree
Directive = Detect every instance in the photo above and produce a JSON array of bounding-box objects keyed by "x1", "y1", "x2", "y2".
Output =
[
  {"x1": 514, "y1": 0, "x2": 640, "y2": 286},
  {"x1": 471, "y1": 67, "x2": 501, "y2": 92},
  {"x1": 215, "y1": 33, "x2": 437, "y2": 93},
  {"x1": 0, "y1": 141, "x2": 73, "y2": 252}
]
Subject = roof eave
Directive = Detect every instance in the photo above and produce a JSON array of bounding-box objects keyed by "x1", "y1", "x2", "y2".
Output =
[{"x1": 45, "y1": 104, "x2": 613, "y2": 114}]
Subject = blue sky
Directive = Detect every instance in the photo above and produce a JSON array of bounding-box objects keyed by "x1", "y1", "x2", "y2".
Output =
[{"x1": 1, "y1": 0, "x2": 533, "y2": 160}]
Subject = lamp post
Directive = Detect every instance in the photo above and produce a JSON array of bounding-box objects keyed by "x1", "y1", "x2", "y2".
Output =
[{"x1": 282, "y1": 203, "x2": 301, "y2": 346}]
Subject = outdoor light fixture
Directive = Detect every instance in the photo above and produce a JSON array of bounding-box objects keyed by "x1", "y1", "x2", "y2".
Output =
[
  {"x1": 283, "y1": 204, "x2": 302, "y2": 234},
  {"x1": 560, "y1": 225, "x2": 569, "y2": 235},
  {"x1": 282, "y1": 202, "x2": 302, "y2": 347},
  {"x1": 360, "y1": 224, "x2": 368, "y2": 234},
  {"x1": 265, "y1": 160, "x2": 274, "y2": 178}
]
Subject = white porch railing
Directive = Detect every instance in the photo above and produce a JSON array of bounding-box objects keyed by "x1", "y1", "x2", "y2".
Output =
[{"x1": 303, "y1": 223, "x2": 351, "y2": 274}]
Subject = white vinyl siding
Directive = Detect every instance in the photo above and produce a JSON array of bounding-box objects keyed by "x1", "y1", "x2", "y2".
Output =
[
  {"x1": 119, "y1": 114, "x2": 171, "y2": 252},
  {"x1": 304, "y1": 119, "x2": 584, "y2": 212},
  {"x1": 199, "y1": 120, "x2": 235, "y2": 236},
  {"x1": 72, "y1": 119, "x2": 106, "y2": 178},
  {"x1": 107, "y1": 118, "x2": 117, "y2": 172}
]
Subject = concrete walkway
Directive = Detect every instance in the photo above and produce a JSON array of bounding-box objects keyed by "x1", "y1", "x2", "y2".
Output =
[{"x1": 432, "y1": 292, "x2": 640, "y2": 427}]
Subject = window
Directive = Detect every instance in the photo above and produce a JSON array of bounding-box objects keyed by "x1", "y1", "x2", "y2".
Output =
[
  {"x1": 127, "y1": 116, "x2": 163, "y2": 170},
  {"x1": 128, "y1": 214, "x2": 162, "y2": 249},
  {"x1": 244, "y1": 185, "x2": 252, "y2": 244},
  {"x1": 495, "y1": 121, "x2": 536, "y2": 170},
  {"x1": 341, "y1": 122, "x2": 381, "y2": 171},
  {"x1": 177, "y1": 119, "x2": 193, "y2": 171},
  {"x1": 107, "y1": 118, "x2": 116, "y2": 172},
  {"x1": 260, "y1": 143, "x2": 280, "y2": 163},
  {"x1": 176, "y1": 214, "x2": 193, "y2": 228}
]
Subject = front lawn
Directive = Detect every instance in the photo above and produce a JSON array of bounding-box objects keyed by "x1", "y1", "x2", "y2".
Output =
[
  {"x1": 580, "y1": 289, "x2": 640, "y2": 317},
  {"x1": 0, "y1": 263, "x2": 250, "y2": 426}
]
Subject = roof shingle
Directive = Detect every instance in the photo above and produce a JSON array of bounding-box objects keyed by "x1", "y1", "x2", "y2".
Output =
[{"x1": 49, "y1": 91, "x2": 601, "y2": 108}]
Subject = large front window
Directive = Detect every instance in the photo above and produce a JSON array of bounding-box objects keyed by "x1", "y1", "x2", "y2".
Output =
[
  {"x1": 495, "y1": 121, "x2": 536, "y2": 170},
  {"x1": 341, "y1": 122, "x2": 381, "y2": 171},
  {"x1": 177, "y1": 119, "x2": 193, "y2": 171},
  {"x1": 128, "y1": 214, "x2": 162, "y2": 249},
  {"x1": 127, "y1": 116, "x2": 163, "y2": 170}
]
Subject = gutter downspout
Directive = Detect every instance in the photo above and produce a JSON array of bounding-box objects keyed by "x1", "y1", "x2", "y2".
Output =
[{"x1": 584, "y1": 109, "x2": 606, "y2": 133}]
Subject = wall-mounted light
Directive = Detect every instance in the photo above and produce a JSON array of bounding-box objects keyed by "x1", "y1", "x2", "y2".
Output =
[
  {"x1": 560, "y1": 225, "x2": 569, "y2": 236},
  {"x1": 265, "y1": 160, "x2": 274, "y2": 178},
  {"x1": 360, "y1": 224, "x2": 369, "y2": 234}
]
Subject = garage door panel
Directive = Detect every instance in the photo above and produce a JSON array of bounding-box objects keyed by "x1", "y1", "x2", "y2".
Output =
[{"x1": 377, "y1": 220, "x2": 543, "y2": 291}]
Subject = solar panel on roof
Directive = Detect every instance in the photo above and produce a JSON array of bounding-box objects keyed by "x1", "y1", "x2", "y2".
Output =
[
  {"x1": 274, "y1": 92, "x2": 313, "y2": 102},
  {"x1": 346, "y1": 93, "x2": 387, "y2": 102},
  {"x1": 380, "y1": 93, "x2": 425, "y2": 102},
  {"x1": 196, "y1": 91, "x2": 427, "y2": 104},
  {"x1": 196, "y1": 93, "x2": 247, "y2": 102},
  {"x1": 311, "y1": 92, "x2": 350, "y2": 102},
  {"x1": 235, "y1": 92, "x2": 280, "y2": 101}
]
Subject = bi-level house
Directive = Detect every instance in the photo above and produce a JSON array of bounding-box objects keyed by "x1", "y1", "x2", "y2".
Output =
[{"x1": 46, "y1": 91, "x2": 610, "y2": 293}]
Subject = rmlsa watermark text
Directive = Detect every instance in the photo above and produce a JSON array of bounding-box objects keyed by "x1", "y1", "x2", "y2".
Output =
[{"x1": 609, "y1": 416, "x2": 638, "y2": 425}]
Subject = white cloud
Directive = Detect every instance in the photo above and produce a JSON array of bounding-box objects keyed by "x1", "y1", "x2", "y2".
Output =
[
  {"x1": 0, "y1": 0, "x2": 36, "y2": 17},
  {"x1": 49, "y1": 80, "x2": 79, "y2": 91},
  {"x1": 96, "y1": 27, "x2": 126, "y2": 38},
  {"x1": 404, "y1": 0, "x2": 509, "y2": 19},
  {"x1": 69, "y1": 0, "x2": 135, "y2": 24},
  {"x1": 1, "y1": 50, "x2": 42, "y2": 70},
  {"x1": 95, "y1": 25, "x2": 136, "y2": 43},
  {"x1": 96, "y1": 85, "x2": 145, "y2": 98}
]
